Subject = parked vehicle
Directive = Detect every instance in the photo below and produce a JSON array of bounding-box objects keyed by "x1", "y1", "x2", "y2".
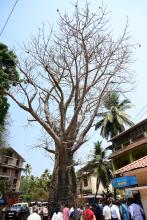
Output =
[
  {"x1": 5, "y1": 205, "x2": 30, "y2": 220},
  {"x1": 12, "y1": 203, "x2": 29, "y2": 208}
]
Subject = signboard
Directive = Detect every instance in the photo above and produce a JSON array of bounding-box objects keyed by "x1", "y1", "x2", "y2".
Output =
[
  {"x1": 0, "y1": 198, "x2": 5, "y2": 205},
  {"x1": 112, "y1": 176, "x2": 137, "y2": 188}
]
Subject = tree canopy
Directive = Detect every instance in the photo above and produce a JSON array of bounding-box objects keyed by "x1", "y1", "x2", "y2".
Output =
[
  {"x1": 95, "y1": 92, "x2": 134, "y2": 140},
  {"x1": 20, "y1": 168, "x2": 51, "y2": 201},
  {"x1": 0, "y1": 177, "x2": 11, "y2": 196},
  {"x1": 1, "y1": 3, "x2": 134, "y2": 204},
  {"x1": 0, "y1": 43, "x2": 18, "y2": 146}
]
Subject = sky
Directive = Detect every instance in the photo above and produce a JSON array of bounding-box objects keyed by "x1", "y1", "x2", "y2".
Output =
[{"x1": 0, "y1": 0, "x2": 147, "y2": 176}]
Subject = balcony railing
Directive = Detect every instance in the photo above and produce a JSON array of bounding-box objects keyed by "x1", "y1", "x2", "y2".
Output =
[{"x1": 0, "y1": 155, "x2": 23, "y2": 168}]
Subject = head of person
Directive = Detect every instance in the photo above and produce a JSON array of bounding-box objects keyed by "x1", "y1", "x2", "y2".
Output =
[
  {"x1": 103, "y1": 199, "x2": 110, "y2": 206},
  {"x1": 84, "y1": 203, "x2": 90, "y2": 209},
  {"x1": 60, "y1": 205, "x2": 64, "y2": 212},
  {"x1": 114, "y1": 199, "x2": 120, "y2": 206},
  {"x1": 70, "y1": 204, "x2": 75, "y2": 208},
  {"x1": 120, "y1": 199, "x2": 127, "y2": 204},
  {"x1": 33, "y1": 206, "x2": 38, "y2": 213},
  {"x1": 64, "y1": 203, "x2": 69, "y2": 208},
  {"x1": 127, "y1": 198, "x2": 133, "y2": 206}
]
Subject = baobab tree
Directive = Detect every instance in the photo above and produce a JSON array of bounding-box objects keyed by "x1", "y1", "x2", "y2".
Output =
[{"x1": 1, "y1": 3, "x2": 134, "y2": 205}]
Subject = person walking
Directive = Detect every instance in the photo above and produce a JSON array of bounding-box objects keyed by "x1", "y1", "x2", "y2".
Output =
[
  {"x1": 27, "y1": 207, "x2": 41, "y2": 220},
  {"x1": 128, "y1": 199, "x2": 144, "y2": 220},
  {"x1": 103, "y1": 200, "x2": 111, "y2": 220},
  {"x1": 110, "y1": 200, "x2": 121, "y2": 220},
  {"x1": 93, "y1": 200, "x2": 103, "y2": 220},
  {"x1": 70, "y1": 204, "x2": 81, "y2": 220},
  {"x1": 52, "y1": 206, "x2": 64, "y2": 220},
  {"x1": 42, "y1": 206, "x2": 49, "y2": 220},
  {"x1": 119, "y1": 199, "x2": 130, "y2": 220},
  {"x1": 81, "y1": 203, "x2": 96, "y2": 220},
  {"x1": 63, "y1": 204, "x2": 70, "y2": 220}
]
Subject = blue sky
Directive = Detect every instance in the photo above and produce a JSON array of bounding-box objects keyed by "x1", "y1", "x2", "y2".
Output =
[{"x1": 0, "y1": 0, "x2": 147, "y2": 176}]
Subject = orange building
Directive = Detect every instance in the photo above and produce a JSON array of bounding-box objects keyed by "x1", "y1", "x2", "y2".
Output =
[{"x1": 110, "y1": 118, "x2": 147, "y2": 218}]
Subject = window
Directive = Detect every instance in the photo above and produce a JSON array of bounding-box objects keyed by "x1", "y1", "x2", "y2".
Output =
[
  {"x1": 2, "y1": 167, "x2": 7, "y2": 173},
  {"x1": 16, "y1": 160, "x2": 19, "y2": 166},
  {"x1": 13, "y1": 179, "x2": 17, "y2": 184},
  {"x1": 4, "y1": 158, "x2": 8, "y2": 164},
  {"x1": 15, "y1": 170, "x2": 19, "y2": 174},
  {"x1": 15, "y1": 170, "x2": 19, "y2": 177},
  {"x1": 83, "y1": 177, "x2": 88, "y2": 187}
]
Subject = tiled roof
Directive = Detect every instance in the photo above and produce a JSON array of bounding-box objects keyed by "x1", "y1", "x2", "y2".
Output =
[{"x1": 113, "y1": 155, "x2": 147, "y2": 175}]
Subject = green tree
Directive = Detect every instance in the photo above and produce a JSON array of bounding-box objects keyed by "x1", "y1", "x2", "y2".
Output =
[
  {"x1": 95, "y1": 92, "x2": 134, "y2": 140},
  {"x1": 20, "y1": 169, "x2": 51, "y2": 201},
  {"x1": 0, "y1": 43, "x2": 18, "y2": 146},
  {"x1": 0, "y1": 177, "x2": 11, "y2": 197},
  {"x1": 24, "y1": 163, "x2": 32, "y2": 177},
  {"x1": 83, "y1": 141, "x2": 112, "y2": 198},
  {"x1": 40, "y1": 169, "x2": 51, "y2": 190}
]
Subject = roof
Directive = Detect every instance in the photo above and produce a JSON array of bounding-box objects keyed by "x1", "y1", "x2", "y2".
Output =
[
  {"x1": 113, "y1": 155, "x2": 147, "y2": 175},
  {"x1": 110, "y1": 118, "x2": 147, "y2": 141},
  {"x1": 0, "y1": 147, "x2": 25, "y2": 162}
]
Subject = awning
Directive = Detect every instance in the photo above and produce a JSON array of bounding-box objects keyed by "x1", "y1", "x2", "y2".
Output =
[
  {"x1": 127, "y1": 186, "x2": 147, "y2": 191},
  {"x1": 78, "y1": 194, "x2": 103, "y2": 199}
]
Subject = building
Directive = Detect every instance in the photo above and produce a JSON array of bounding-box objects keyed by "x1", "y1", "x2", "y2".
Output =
[
  {"x1": 77, "y1": 172, "x2": 105, "y2": 195},
  {"x1": 77, "y1": 167, "x2": 112, "y2": 200},
  {"x1": 0, "y1": 147, "x2": 25, "y2": 202},
  {"x1": 110, "y1": 118, "x2": 147, "y2": 218}
]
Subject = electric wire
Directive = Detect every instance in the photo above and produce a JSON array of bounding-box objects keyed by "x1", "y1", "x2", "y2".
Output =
[
  {"x1": 135, "y1": 108, "x2": 147, "y2": 123},
  {"x1": 0, "y1": 0, "x2": 19, "y2": 37},
  {"x1": 133, "y1": 104, "x2": 147, "y2": 123}
]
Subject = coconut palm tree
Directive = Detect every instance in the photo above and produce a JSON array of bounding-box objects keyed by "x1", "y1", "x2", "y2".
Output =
[
  {"x1": 24, "y1": 164, "x2": 32, "y2": 177},
  {"x1": 82, "y1": 141, "x2": 112, "y2": 198},
  {"x1": 95, "y1": 92, "x2": 134, "y2": 140}
]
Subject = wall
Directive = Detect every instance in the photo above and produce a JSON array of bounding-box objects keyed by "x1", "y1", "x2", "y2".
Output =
[
  {"x1": 139, "y1": 189, "x2": 147, "y2": 219},
  {"x1": 124, "y1": 167, "x2": 147, "y2": 186}
]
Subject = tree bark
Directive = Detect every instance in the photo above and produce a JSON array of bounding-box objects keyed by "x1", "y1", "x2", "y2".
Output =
[
  {"x1": 48, "y1": 144, "x2": 77, "y2": 206},
  {"x1": 95, "y1": 178, "x2": 100, "y2": 202}
]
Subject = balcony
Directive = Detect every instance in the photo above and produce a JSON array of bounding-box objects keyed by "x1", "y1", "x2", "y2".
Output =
[
  {"x1": 0, "y1": 155, "x2": 23, "y2": 168},
  {"x1": 110, "y1": 137, "x2": 147, "y2": 159}
]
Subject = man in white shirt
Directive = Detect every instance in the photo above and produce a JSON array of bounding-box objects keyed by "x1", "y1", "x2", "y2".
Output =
[
  {"x1": 27, "y1": 207, "x2": 41, "y2": 220},
  {"x1": 110, "y1": 201, "x2": 121, "y2": 220},
  {"x1": 103, "y1": 201, "x2": 111, "y2": 220},
  {"x1": 42, "y1": 206, "x2": 49, "y2": 220}
]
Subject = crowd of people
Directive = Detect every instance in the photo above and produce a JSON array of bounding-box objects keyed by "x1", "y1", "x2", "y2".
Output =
[
  {"x1": 28, "y1": 205, "x2": 49, "y2": 220},
  {"x1": 27, "y1": 197, "x2": 145, "y2": 220}
]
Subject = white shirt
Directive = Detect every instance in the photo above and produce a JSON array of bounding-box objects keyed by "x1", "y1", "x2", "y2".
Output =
[
  {"x1": 42, "y1": 207, "x2": 48, "y2": 216},
  {"x1": 69, "y1": 207, "x2": 74, "y2": 216},
  {"x1": 110, "y1": 204, "x2": 121, "y2": 220},
  {"x1": 52, "y1": 212, "x2": 64, "y2": 220},
  {"x1": 27, "y1": 212, "x2": 41, "y2": 220},
  {"x1": 103, "y1": 205, "x2": 111, "y2": 220}
]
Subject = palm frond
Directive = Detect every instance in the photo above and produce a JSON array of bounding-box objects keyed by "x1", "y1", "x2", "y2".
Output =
[
  {"x1": 95, "y1": 119, "x2": 104, "y2": 130},
  {"x1": 118, "y1": 99, "x2": 132, "y2": 111}
]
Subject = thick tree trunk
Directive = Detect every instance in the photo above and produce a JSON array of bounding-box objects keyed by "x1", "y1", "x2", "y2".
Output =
[{"x1": 48, "y1": 145, "x2": 77, "y2": 207}]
